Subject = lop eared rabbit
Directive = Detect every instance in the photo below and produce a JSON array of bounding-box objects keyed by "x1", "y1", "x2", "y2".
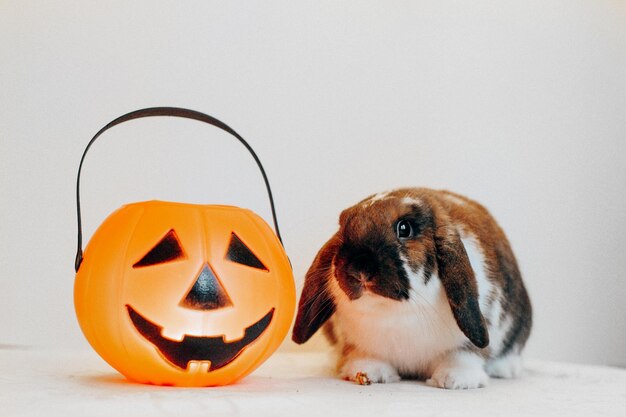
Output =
[{"x1": 292, "y1": 188, "x2": 532, "y2": 389}]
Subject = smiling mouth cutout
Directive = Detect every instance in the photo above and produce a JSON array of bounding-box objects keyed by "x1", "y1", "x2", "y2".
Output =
[{"x1": 126, "y1": 305, "x2": 274, "y2": 371}]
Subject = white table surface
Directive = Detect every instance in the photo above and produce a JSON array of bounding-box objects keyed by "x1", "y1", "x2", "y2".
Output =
[{"x1": 1, "y1": 347, "x2": 624, "y2": 417}]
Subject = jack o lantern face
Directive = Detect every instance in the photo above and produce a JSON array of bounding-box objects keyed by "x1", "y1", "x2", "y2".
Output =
[
  {"x1": 74, "y1": 201, "x2": 295, "y2": 386},
  {"x1": 126, "y1": 230, "x2": 274, "y2": 371}
]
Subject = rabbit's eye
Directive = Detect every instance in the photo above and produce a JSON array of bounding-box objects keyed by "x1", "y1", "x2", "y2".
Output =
[{"x1": 396, "y1": 220, "x2": 415, "y2": 239}]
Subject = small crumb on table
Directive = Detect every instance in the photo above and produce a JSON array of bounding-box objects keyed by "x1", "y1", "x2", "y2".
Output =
[{"x1": 355, "y1": 372, "x2": 371, "y2": 385}]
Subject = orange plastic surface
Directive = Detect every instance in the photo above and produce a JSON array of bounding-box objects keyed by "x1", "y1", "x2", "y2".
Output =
[{"x1": 74, "y1": 201, "x2": 295, "y2": 386}]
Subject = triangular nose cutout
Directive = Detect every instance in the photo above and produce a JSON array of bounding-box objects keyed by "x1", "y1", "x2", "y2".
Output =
[{"x1": 180, "y1": 263, "x2": 233, "y2": 311}]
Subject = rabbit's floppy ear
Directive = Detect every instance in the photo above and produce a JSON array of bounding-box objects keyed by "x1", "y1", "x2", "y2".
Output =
[
  {"x1": 435, "y1": 225, "x2": 489, "y2": 348},
  {"x1": 292, "y1": 235, "x2": 341, "y2": 344}
]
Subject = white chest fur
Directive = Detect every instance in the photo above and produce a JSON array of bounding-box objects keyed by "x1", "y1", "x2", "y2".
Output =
[
  {"x1": 329, "y1": 267, "x2": 466, "y2": 376},
  {"x1": 328, "y1": 230, "x2": 504, "y2": 376}
]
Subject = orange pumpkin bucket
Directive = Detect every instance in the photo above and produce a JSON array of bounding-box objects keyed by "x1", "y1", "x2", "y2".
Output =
[{"x1": 73, "y1": 108, "x2": 295, "y2": 386}]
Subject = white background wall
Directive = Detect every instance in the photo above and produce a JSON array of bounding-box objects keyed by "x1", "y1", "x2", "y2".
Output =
[{"x1": 1, "y1": 1, "x2": 625, "y2": 367}]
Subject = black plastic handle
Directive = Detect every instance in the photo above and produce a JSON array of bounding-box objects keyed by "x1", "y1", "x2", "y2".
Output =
[{"x1": 75, "y1": 107, "x2": 282, "y2": 272}]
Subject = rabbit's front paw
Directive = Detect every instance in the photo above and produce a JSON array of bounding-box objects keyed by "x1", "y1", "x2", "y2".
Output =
[{"x1": 340, "y1": 358, "x2": 400, "y2": 385}]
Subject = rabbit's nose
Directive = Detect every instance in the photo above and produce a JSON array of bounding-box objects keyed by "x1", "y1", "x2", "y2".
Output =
[{"x1": 347, "y1": 270, "x2": 372, "y2": 284}]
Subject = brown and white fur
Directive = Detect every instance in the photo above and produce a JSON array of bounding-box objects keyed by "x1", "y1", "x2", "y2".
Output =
[{"x1": 292, "y1": 188, "x2": 532, "y2": 389}]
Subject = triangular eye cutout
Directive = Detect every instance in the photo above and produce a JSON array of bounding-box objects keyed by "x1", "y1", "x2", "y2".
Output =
[
  {"x1": 226, "y1": 233, "x2": 268, "y2": 271},
  {"x1": 133, "y1": 229, "x2": 186, "y2": 268}
]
